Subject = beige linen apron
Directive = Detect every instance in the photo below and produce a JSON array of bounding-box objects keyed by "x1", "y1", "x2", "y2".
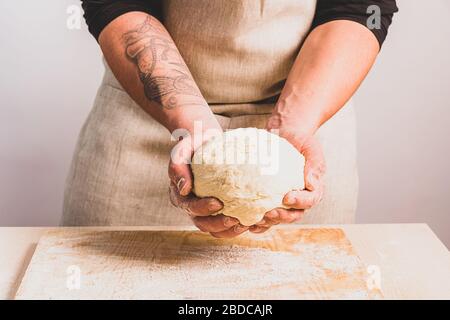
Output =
[{"x1": 62, "y1": 0, "x2": 358, "y2": 226}]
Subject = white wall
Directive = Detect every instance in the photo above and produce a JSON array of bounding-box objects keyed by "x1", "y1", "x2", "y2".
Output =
[
  {"x1": 0, "y1": 1, "x2": 103, "y2": 226},
  {"x1": 0, "y1": 1, "x2": 449, "y2": 247},
  {"x1": 353, "y1": 0, "x2": 450, "y2": 247}
]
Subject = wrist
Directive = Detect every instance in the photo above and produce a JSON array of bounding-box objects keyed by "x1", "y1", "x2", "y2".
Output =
[
  {"x1": 169, "y1": 109, "x2": 223, "y2": 150},
  {"x1": 267, "y1": 97, "x2": 322, "y2": 145},
  {"x1": 168, "y1": 105, "x2": 221, "y2": 132}
]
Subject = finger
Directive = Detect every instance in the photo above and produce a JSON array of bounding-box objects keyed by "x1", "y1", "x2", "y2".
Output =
[
  {"x1": 192, "y1": 214, "x2": 240, "y2": 233},
  {"x1": 210, "y1": 224, "x2": 249, "y2": 238},
  {"x1": 255, "y1": 217, "x2": 279, "y2": 228},
  {"x1": 264, "y1": 209, "x2": 281, "y2": 221},
  {"x1": 264, "y1": 208, "x2": 301, "y2": 224},
  {"x1": 249, "y1": 225, "x2": 271, "y2": 234},
  {"x1": 168, "y1": 162, "x2": 193, "y2": 196},
  {"x1": 264, "y1": 208, "x2": 304, "y2": 224},
  {"x1": 301, "y1": 136, "x2": 325, "y2": 169},
  {"x1": 168, "y1": 138, "x2": 194, "y2": 196},
  {"x1": 301, "y1": 137, "x2": 326, "y2": 191},
  {"x1": 283, "y1": 189, "x2": 322, "y2": 210},
  {"x1": 169, "y1": 183, "x2": 223, "y2": 216},
  {"x1": 304, "y1": 165, "x2": 325, "y2": 192},
  {"x1": 277, "y1": 208, "x2": 304, "y2": 223},
  {"x1": 186, "y1": 196, "x2": 223, "y2": 216}
]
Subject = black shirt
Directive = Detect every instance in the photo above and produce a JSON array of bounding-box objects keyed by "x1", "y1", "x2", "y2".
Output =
[{"x1": 81, "y1": 0, "x2": 398, "y2": 47}]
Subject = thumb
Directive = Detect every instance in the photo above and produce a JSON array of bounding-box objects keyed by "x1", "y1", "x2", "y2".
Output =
[
  {"x1": 168, "y1": 137, "x2": 194, "y2": 196},
  {"x1": 301, "y1": 137, "x2": 326, "y2": 191}
]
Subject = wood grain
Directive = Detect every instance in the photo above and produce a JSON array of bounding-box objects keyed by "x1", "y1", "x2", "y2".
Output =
[{"x1": 15, "y1": 228, "x2": 382, "y2": 299}]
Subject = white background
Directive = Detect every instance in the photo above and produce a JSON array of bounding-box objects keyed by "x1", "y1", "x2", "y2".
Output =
[{"x1": 0, "y1": 0, "x2": 449, "y2": 247}]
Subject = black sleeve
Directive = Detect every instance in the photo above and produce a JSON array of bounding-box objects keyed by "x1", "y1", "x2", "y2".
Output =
[
  {"x1": 311, "y1": 0, "x2": 398, "y2": 48},
  {"x1": 81, "y1": 0, "x2": 163, "y2": 41}
]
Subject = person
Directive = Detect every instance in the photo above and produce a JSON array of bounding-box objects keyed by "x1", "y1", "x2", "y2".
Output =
[{"x1": 62, "y1": 0, "x2": 398, "y2": 237}]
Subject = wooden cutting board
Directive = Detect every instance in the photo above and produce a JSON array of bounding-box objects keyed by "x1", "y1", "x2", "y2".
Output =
[{"x1": 15, "y1": 228, "x2": 382, "y2": 299}]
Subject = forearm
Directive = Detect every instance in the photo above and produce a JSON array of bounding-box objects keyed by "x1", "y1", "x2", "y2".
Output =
[
  {"x1": 98, "y1": 12, "x2": 221, "y2": 136},
  {"x1": 268, "y1": 20, "x2": 379, "y2": 140}
]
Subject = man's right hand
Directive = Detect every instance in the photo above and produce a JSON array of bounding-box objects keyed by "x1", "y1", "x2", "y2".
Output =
[{"x1": 168, "y1": 135, "x2": 250, "y2": 238}]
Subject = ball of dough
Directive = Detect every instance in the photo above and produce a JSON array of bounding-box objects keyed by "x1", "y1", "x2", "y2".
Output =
[{"x1": 191, "y1": 128, "x2": 305, "y2": 226}]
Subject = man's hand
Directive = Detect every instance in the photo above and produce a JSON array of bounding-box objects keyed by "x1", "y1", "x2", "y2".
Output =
[
  {"x1": 250, "y1": 19, "x2": 381, "y2": 232},
  {"x1": 249, "y1": 124, "x2": 326, "y2": 234},
  {"x1": 168, "y1": 135, "x2": 250, "y2": 238},
  {"x1": 281, "y1": 134, "x2": 326, "y2": 212}
]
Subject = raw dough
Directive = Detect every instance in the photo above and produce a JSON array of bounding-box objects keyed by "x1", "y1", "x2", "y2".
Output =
[{"x1": 191, "y1": 128, "x2": 305, "y2": 226}]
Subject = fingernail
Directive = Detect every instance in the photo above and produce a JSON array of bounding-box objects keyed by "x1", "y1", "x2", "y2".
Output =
[
  {"x1": 224, "y1": 217, "x2": 238, "y2": 227},
  {"x1": 266, "y1": 210, "x2": 279, "y2": 220},
  {"x1": 176, "y1": 178, "x2": 185, "y2": 192},
  {"x1": 178, "y1": 178, "x2": 190, "y2": 196},
  {"x1": 208, "y1": 200, "x2": 222, "y2": 212},
  {"x1": 234, "y1": 224, "x2": 248, "y2": 233},
  {"x1": 284, "y1": 195, "x2": 295, "y2": 205}
]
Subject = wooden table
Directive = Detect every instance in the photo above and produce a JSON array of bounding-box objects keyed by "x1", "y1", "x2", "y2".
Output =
[{"x1": 0, "y1": 224, "x2": 449, "y2": 299}]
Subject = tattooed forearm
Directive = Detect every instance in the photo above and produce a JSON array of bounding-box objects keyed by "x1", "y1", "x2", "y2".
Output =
[{"x1": 122, "y1": 16, "x2": 205, "y2": 109}]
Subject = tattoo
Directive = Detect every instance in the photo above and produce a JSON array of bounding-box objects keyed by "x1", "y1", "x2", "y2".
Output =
[{"x1": 122, "y1": 16, "x2": 204, "y2": 109}]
